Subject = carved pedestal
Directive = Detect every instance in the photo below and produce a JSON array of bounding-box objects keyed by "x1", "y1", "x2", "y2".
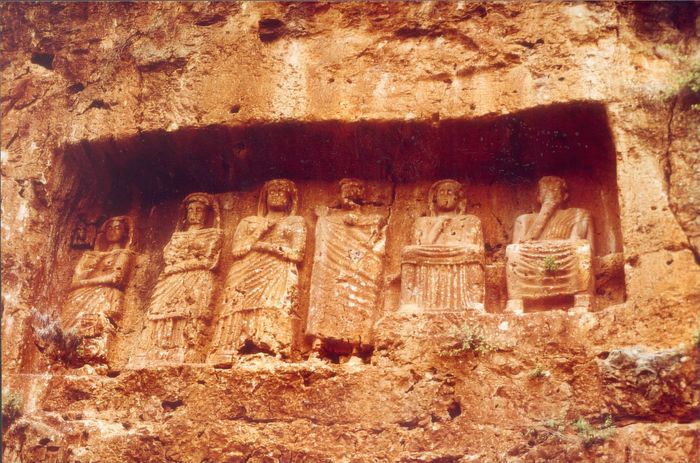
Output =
[{"x1": 505, "y1": 239, "x2": 594, "y2": 313}]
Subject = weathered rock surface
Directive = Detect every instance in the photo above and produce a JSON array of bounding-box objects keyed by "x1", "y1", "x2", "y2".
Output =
[
  {"x1": 599, "y1": 346, "x2": 699, "y2": 421},
  {"x1": 2, "y1": 2, "x2": 699, "y2": 462}
]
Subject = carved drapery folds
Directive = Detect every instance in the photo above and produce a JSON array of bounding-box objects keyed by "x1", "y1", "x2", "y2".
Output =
[
  {"x1": 56, "y1": 174, "x2": 608, "y2": 368},
  {"x1": 132, "y1": 192, "x2": 223, "y2": 365},
  {"x1": 62, "y1": 216, "x2": 135, "y2": 363},
  {"x1": 208, "y1": 179, "x2": 306, "y2": 365},
  {"x1": 306, "y1": 179, "x2": 388, "y2": 358},
  {"x1": 400, "y1": 180, "x2": 485, "y2": 313},
  {"x1": 505, "y1": 176, "x2": 595, "y2": 313}
]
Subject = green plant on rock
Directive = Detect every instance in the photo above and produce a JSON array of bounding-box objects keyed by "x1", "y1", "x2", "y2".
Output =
[
  {"x1": 31, "y1": 308, "x2": 84, "y2": 367},
  {"x1": 2, "y1": 390, "x2": 22, "y2": 428},
  {"x1": 544, "y1": 418, "x2": 564, "y2": 432},
  {"x1": 541, "y1": 255, "x2": 560, "y2": 274},
  {"x1": 665, "y1": 60, "x2": 700, "y2": 111},
  {"x1": 573, "y1": 415, "x2": 615, "y2": 448},
  {"x1": 528, "y1": 363, "x2": 549, "y2": 379},
  {"x1": 692, "y1": 329, "x2": 700, "y2": 347},
  {"x1": 439, "y1": 324, "x2": 499, "y2": 357}
]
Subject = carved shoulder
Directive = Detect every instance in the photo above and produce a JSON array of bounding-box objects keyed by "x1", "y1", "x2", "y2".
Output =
[
  {"x1": 285, "y1": 215, "x2": 306, "y2": 229},
  {"x1": 512, "y1": 213, "x2": 534, "y2": 244}
]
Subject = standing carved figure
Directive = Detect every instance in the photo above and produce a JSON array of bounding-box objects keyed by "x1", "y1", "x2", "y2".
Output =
[
  {"x1": 135, "y1": 192, "x2": 223, "y2": 365},
  {"x1": 209, "y1": 179, "x2": 306, "y2": 364},
  {"x1": 63, "y1": 216, "x2": 135, "y2": 363},
  {"x1": 306, "y1": 179, "x2": 387, "y2": 361},
  {"x1": 506, "y1": 176, "x2": 594, "y2": 313},
  {"x1": 400, "y1": 179, "x2": 485, "y2": 312}
]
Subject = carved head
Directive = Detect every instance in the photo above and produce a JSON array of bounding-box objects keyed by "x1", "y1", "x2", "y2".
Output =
[
  {"x1": 339, "y1": 178, "x2": 364, "y2": 206},
  {"x1": 178, "y1": 192, "x2": 221, "y2": 230},
  {"x1": 429, "y1": 179, "x2": 465, "y2": 215},
  {"x1": 95, "y1": 216, "x2": 134, "y2": 251},
  {"x1": 258, "y1": 179, "x2": 299, "y2": 216},
  {"x1": 537, "y1": 176, "x2": 568, "y2": 207}
]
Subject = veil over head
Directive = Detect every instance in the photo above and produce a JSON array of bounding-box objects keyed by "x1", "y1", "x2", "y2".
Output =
[
  {"x1": 257, "y1": 179, "x2": 299, "y2": 216},
  {"x1": 178, "y1": 192, "x2": 221, "y2": 230},
  {"x1": 95, "y1": 215, "x2": 135, "y2": 251},
  {"x1": 428, "y1": 179, "x2": 466, "y2": 216}
]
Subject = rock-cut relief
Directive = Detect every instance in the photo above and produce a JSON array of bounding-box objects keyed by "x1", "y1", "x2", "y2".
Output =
[
  {"x1": 400, "y1": 179, "x2": 485, "y2": 312},
  {"x1": 306, "y1": 179, "x2": 388, "y2": 361},
  {"x1": 62, "y1": 215, "x2": 135, "y2": 363},
  {"x1": 506, "y1": 176, "x2": 594, "y2": 313},
  {"x1": 209, "y1": 179, "x2": 306, "y2": 365},
  {"x1": 133, "y1": 192, "x2": 223, "y2": 365}
]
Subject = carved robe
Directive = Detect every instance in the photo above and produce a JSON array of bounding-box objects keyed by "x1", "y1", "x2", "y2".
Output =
[
  {"x1": 63, "y1": 248, "x2": 133, "y2": 360},
  {"x1": 306, "y1": 210, "x2": 386, "y2": 348},
  {"x1": 209, "y1": 215, "x2": 306, "y2": 359},
  {"x1": 144, "y1": 227, "x2": 223, "y2": 361},
  {"x1": 401, "y1": 215, "x2": 485, "y2": 312},
  {"x1": 506, "y1": 208, "x2": 592, "y2": 301}
]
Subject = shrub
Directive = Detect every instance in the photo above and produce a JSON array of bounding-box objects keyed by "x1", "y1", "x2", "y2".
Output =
[
  {"x1": 439, "y1": 324, "x2": 499, "y2": 357},
  {"x1": 2, "y1": 390, "x2": 22, "y2": 428},
  {"x1": 573, "y1": 416, "x2": 615, "y2": 448},
  {"x1": 541, "y1": 256, "x2": 560, "y2": 274},
  {"x1": 31, "y1": 308, "x2": 84, "y2": 366},
  {"x1": 528, "y1": 364, "x2": 549, "y2": 379}
]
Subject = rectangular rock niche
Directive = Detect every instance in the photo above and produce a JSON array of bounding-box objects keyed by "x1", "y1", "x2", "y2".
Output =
[{"x1": 54, "y1": 101, "x2": 624, "y2": 366}]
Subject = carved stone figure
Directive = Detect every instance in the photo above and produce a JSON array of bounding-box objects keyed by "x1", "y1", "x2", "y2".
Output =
[
  {"x1": 306, "y1": 179, "x2": 387, "y2": 360},
  {"x1": 134, "y1": 193, "x2": 223, "y2": 365},
  {"x1": 62, "y1": 216, "x2": 135, "y2": 363},
  {"x1": 70, "y1": 215, "x2": 97, "y2": 249},
  {"x1": 208, "y1": 179, "x2": 306, "y2": 364},
  {"x1": 505, "y1": 176, "x2": 594, "y2": 313},
  {"x1": 400, "y1": 180, "x2": 485, "y2": 312}
]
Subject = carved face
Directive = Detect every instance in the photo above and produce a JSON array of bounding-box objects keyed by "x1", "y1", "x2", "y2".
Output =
[
  {"x1": 105, "y1": 220, "x2": 126, "y2": 243},
  {"x1": 266, "y1": 186, "x2": 290, "y2": 211},
  {"x1": 435, "y1": 184, "x2": 458, "y2": 212},
  {"x1": 340, "y1": 182, "x2": 363, "y2": 205},
  {"x1": 74, "y1": 222, "x2": 87, "y2": 240},
  {"x1": 537, "y1": 180, "x2": 567, "y2": 206},
  {"x1": 186, "y1": 201, "x2": 207, "y2": 226}
]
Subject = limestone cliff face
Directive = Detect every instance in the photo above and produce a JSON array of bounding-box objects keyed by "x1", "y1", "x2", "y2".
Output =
[{"x1": 1, "y1": 2, "x2": 699, "y2": 462}]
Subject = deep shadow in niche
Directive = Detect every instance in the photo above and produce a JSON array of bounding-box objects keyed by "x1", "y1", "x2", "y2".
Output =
[
  {"x1": 54, "y1": 101, "x2": 625, "y2": 367},
  {"x1": 64, "y1": 102, "x2": 616, "y2": 209}
]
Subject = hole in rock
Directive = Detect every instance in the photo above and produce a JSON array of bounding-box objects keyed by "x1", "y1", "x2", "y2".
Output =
[
  {"x1": 258, "y1": 18, "x2": 285, "y2": 42},
  {"x1": 238, "y1": 340, "x2": 275, "y2": 357},
  {"x1": 38, "y1": 438, "x2": 51, "y2": 446},
  {"x1": 447, "y1": 400, "x2": 462, "y2": 419},
  {"x1": 41, "y1": 101, "x2": 626, "y2": 368},
  {"x1": 31, "y1": 52, "x2": 54, "y2": 70},
  {"x1": 67, "y1": 83, "x2": 85, "y2": 94},
  {"x1": 161, "y1": 399, "x2": 184, "y2": 411},
  {"x1": 88, "y1": 99, "x2": 111, "y2": 110}
]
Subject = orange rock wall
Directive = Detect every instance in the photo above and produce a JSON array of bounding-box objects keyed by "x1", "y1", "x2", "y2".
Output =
[{"x1": 1, "y1": 2, "x2": 699, "y2": 462}]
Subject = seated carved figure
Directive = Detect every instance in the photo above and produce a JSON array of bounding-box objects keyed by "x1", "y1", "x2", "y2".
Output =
[
  {"x1": 133, "y1": 192, "x2": 223, "y2": 365},
  {"x1": 400, "y1": 179, "x2": 485, "y2": 312},
  {"x1": 506, "y1": 176, "x2": 594, "y2": 313},
  {"x1": 208, "y1": 179, "x2": 306, "y2": 364},
  {"x1": 306, "y1": 179, "x2": 387, "y2": 362},
  {"x1": 62, "y1": 216, "x2": 135, "y2": 363}
]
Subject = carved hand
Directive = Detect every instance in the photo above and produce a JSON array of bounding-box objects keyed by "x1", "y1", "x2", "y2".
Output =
[
  {"x1": 343, "y1": 213, "x2": 359, "y2": 226},
  {"x1": 384, "y1": 272, "x2": 401, "y2": 285}
]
